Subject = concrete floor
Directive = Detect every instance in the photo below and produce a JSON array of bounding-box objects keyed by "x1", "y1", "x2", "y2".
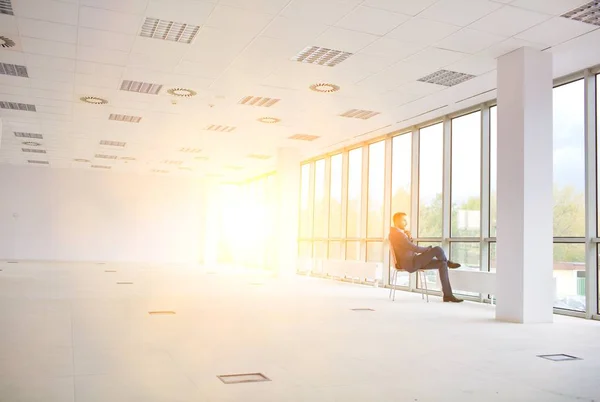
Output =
[{"x1": 0, "y1": 262, "x2": 599, "y2": 402}]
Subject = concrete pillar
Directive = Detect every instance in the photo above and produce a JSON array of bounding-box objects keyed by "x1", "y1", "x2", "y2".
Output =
[
  {"x1": 276, "y1": 147, "x2": 301, "y2": 277},
  {"x1": 496, "y1": 47, "x2": 554, "y2": 323}
]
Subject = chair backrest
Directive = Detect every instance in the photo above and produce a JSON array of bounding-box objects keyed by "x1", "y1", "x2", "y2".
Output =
[{"x1": 388, "y1": 236, "x2": 402, "y2": 271}]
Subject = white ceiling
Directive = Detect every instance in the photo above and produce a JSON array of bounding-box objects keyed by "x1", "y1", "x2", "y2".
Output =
[{"x1": 0, "y1": 0, "x2": 599, "y2": 180}]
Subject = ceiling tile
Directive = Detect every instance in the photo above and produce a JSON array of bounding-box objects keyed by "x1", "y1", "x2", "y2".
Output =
[
  {"x1": 314, "y1": 27, "x2": 379, "y2": 53},
  {"x1": 510, "y1": 0, "x2": 591, "y2": 15},
  {"x1": 336, "y1": 6, "x2": 410, "y2": 36},
  {"x1": 131, "y1": 37, "x2": 189, "y2": 59},
  {"x1": 515, "y1": 17, "x2": 597, "y2": 46},
  {"x1": 478, "y1": 37, "x2": 548, "y2": 58},
  {"x1": 262, "y1": 16, "x2": 328, "y2": 42},
  {"x1": 0, "y1": 14, "x2": 20, "y2": 35},
  {"x1": 76, "y1": 61, "x2": 125, "y2": 78},
  {"x1": 445, "y1": 55, "x2": 497, "y2": 75},
  {"x1": 79, "y1": 6, "x2": 144, "y2": 35},
  {"x1": 436, "y1": 28, "x2": 506, "y2": 54},
  {"x1": 404, "y1": 47, "x2": 466, "y2": 70},
  {"x1": 357, "y1": 61, "x2": 433, "y2": 92},
  {"x1": 29, "y1": 78, "x2": 73, "y2": 93},
  {"x1": 0, "y1": 50, "x2": 26, "y2": 65},
  {"x1": 12, "y1": 0, "x2": 78, "y2": 25},
  {"x1": 78, "y1": 28, "x2": 136, "y2": 53},
  {"x1": 77, "y1": 45, "x2": 130, "y2": 66},
  {"x1": 80, "y1": 0, "x2": 150, "y2": 14},
  {"x1": 17, "y1": 18, "x2": 78, "y2": 44},
  {"x1": 360, "y1": 38, "x2": 425, "y2": 64},
  {"x1": 128, "y1": 52, "x2": 180, "y2": 72},
  {"x1": 145, "y1": 0, "x2": 216, "y2": 26},
  {"x1": 469, "y1": 6, "x2": 552, "y2": 37},
  {"x1": 24, "y1": 54, "x2": 76, "y2": 72},
  {"x1": 175, "y1": 60, "x2": 228, "y2": 79},
  {"x1": 281, "y1": 0, "x2": 363, "y2": 25},
  {"x1": 419, "y1": 0, "x2": 502, "y2": 26},
  {"x1": 219, "y1": 0, "x2": 289, "y2": 14},
  {"x1": 386, "y1": 17, "x2": 460, "y2": 45},
  {"x1": 29, "y1": 88, "x2": 73, "y2": 102},
  {"x1": 21, "y1": 37, "x2": 77, "y2": 59},
  {"x1": 75, "y1": 73, "x2": 121, "y2": 89},
  {"x1": 206, "y1": 5, "x2": 274, "y2": 35},
  {"x1": 362, "y1": 0, "x2": 439, "y2": 16}
]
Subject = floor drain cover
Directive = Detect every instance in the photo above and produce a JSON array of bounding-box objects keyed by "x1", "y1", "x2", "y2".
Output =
[
  {"x1": 538, "y1": 354, "x2": 581, "y2": 361},
  {"x1": 116, "y1": 282, "x2": 133, "y2": 285},
  {"x1": 217, "y1": 373, "x2": 270, "y2": 384},
  {"x1": 351, "y1": 308, "x2": 375, "y2": 311},
  {"x1": 149, "y1": 311, "x2": 176, "y2": 315}
]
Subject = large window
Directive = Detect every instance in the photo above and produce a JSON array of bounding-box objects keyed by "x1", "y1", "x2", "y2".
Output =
[
  {"x1": 299, "y1": 164, "x2": 312, "y2": 239},
  {"x1": 367, "y1": 141, "x2": 385, "y2": 238},
  {"x1": 346, "y1": 148, "x2": 363, "y2": 259},
  {"x1": 451, "y1": 111, "x2": 482, "y2": 238},
  {"x1": 418, "y1": 123, "x2": 444, "y2": 238},
  {"x1": 329, "y1": 154, "x2": 343, "y2": 239},
  {"x1": 391, "y1": 133, "x2": 412, "y2": 222},
  {"x1": 490, "y1": 106, "x2": 497, "y2": 237},
  {"x1": 313, "y1": 159, "x2": 327, "y2": 238}
]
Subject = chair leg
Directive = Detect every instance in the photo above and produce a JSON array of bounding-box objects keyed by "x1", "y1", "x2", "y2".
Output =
[
  {"x1": 388, "y1": 269, "x2": 394, "y2": 299},
  {"x1": 422, "y1": 270, "x2": 429, "y2": 303},
  {"x1": 391, "y1": 270, "x2": 398, "y2": 301}
]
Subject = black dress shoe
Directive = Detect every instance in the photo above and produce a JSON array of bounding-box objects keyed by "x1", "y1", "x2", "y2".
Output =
[
  {"x1": 443, "y1": 295, "x2": 464, "y2": 303},
  {"x1": 448, "y1": 261, "x2": 461, "y2": 269}
]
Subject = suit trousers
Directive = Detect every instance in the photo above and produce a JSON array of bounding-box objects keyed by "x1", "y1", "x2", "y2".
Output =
[{"x1": 411, "y1": 246, "x2": 453, "y2": 296}]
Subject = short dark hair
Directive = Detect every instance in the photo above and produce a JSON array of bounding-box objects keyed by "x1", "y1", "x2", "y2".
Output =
[{"x1": 393, "y1": 212, "x2": 407, "y2": 225}]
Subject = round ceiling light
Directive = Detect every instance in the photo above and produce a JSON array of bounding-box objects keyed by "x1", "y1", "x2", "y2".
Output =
[
  {"x1": 309, "y1": 83, "x2": 340, "y2": 93},
  {"x1": 23, "y1": 141, "x2": 41, "y2": 146},
  {"x1": 74, "y1": 158, "x2": 91, "y2": 163},
  {"x1": 80, "y1": 96, "x2": 108, "y2": 105},
  {"x1": 0, "y1": 36, "x2": 16, "y2": 49},
  {"x1": 167, "y1": 88, "x2": 197, "y2": 97},
  {"x1": 258, "y1": 117, "x2": 281, "y2": 124}
]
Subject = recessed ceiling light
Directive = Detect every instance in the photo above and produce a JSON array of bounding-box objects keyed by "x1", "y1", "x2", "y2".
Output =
[
  {"x1": 340, "y1": 109, "x2": 380, "y2": 120},
  {"x1": 205, "y1": 125, "x2": 236, "y2": 132},
  {"x1": 417, "y1": 70, "x2": 475, "y2": 87},
  {"x1": 163, "y1": 160, "x2": 183, "y2": 165},
  {"x1": 0, "y1": 101, "x2": 36, "y2": 111},
  {"x1": 95, "y1": 154, "x2": 118, "y2": 160},
  {"x1": 0, "y1": 35, "x2": 16, "y2": 48},
  {"x1": 100, "y1": 140, "x2": 126, "y2": 147},
  {"x1": 28, "y1": 160, "x2": 49, "y2": 165},
  {"x1": 258, "y1": 117, "x2": 280, "y2": 124},
  {"x1": 293, "y1": 46, "x2": 353, "y2": 67},
  {"x1": 0, "y1": 0, "x2": 14, "y2": 15},
  {"x1": 140, "y1": 17, "x2": 200, "y2": 44},
  {"x1": 121, "y1": 80, "x2": 162, "y2": 95},
  {"x1": 309, "y1": 83, "x2": 340, "y2": 93},
  {"x1": 80, "y1": 96, "x2": 108, "y2": 105},
  {"x1": 15, "y1": 132, "x2": 43, "y2": 139},
  {"x1": 289, "y1": 134, "x2": 320, "y2": 141},
  {"x1": 74, "y1": 158, "x2": 91, "y2": 163},
  {"x1": 562, "y1": 1, "x2": 600, "y2": 26},
  {"x1": 167, "y1": 88, "x2": 197, "y2": 97},
  {"x1": 239, "y1": 96, "x2": 280, "y2": 107},
  {"x1": 22, "y1": 141, "x2": 41, "y2": 146},
  {"x1": 120, "y1": 156, "x2": 136, "y2": 161},
  {"x1": 179, "y1": 147, "x2": 202, "y2": 153},
  {"x1": 22, "y1": 148, "x2": 46, "y2": 154},
  {"x1": 109, "y1": 113, "x2": 142, "y2": 123},
  {"x1": 91, "y1": 165, "x2": 111, "y2": 169},
  {"x1": 0, "y1": 62, "x2": 28, "y2": 78}
]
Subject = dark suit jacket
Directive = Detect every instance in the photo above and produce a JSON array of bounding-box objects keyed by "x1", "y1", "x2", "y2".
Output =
[{"x1": 389, "y1": 227, "x2": 430, "y2": 272}]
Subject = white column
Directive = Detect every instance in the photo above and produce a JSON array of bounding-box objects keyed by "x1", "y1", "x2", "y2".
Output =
[
  {"x1": 276, "y1": 147, "x2": 301, "y2": 277},
  {"x1": 496, "y1": 47, "x2": 554, "y2": 323}
]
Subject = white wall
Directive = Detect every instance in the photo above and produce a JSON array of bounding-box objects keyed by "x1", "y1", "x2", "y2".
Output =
[{"x1": 0, "y1": 166, "x2": 205, "y2": 263}]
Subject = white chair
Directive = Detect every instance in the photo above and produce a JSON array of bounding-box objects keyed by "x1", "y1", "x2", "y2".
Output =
[{"x1": 389, "y1": 245, "x2": 430, "y2": 303}]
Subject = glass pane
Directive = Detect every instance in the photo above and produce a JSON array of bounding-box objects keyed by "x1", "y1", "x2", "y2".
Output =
[
  {"x1": 416, "y1": 242, "x2": 442, "y2": 291},
  {"x1": 418, "y1": 123, "x2": 444, "y2": 238},
  {"x1": 313, "y1": 241, "x2": 327, "y2": 259},
  {"x1": 346, "y1": 148, "x2": 363, "y2": 238},
  {"x1": 313, "y1": 159, "x2": 327, "y2": 237},
  {"x1": 328, "y1": 241, "x2": 342, "y2": 260},
  {"x1": 391, "y1": 133, "x2": 412, "y2": 228},
  {"x1": 450, "y1": 242, "x2": 480, "y2": 296},
  {"x1": 553, "y1": 80, "x2": 585, "y2": 237},
  {"x1": 489, "y1": 242, "x2": 496, "y2": 273},
  {"x1": 346, "y1": 241, "x2": 360, "y2": 261},
  {"x1": 553, "y1": 243, "x2": 586, "y2": 312},
  {"x1": 490, "y1": 106, "x2": 497, "y2": 237},
  {"x1": 367, "y1": 141, "x2": 385, "y2": 238},
  {"x1": 329, "y1": 154, "x2": 343, "y2": 238},
  {"x1": 366, "y1": 241, "x2": 383, "y2": 262},
  {"x1": 298, "y1": 241, "x2": 312, "y2": 258},
  {"x1": 299, "y1": 164, "x2": 312, "y2": 238},
  {"x1": 451, "y1": 111, "x2": 481, "y2": 237}
]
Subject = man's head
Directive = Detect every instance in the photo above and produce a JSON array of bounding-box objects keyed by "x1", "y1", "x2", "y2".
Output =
[{"x1": 393, "y1": 212, "x2": 408, "y2": 230}]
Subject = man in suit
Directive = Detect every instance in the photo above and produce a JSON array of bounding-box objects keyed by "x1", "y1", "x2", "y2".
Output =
[{"x1": 389, "y1": 212, "x2": 464, "y2": 303}]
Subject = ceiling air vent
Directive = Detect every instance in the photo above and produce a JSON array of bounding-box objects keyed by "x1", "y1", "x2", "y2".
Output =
[
  {"x1": 23, "y1": 141, "x2": 42, "y2": 146},
  {"x1": 0, "y1": 62, "x2": 28, "y2": 77},
  {"x1": 167, "y1": 88, "x2": 196, "y2": 97},
  {"x1": 309, "y1": 83, "x2": 340, "y2": 93},
  {"x1": 120, "y1": 80, "x2": 162, "y2": 95},
  {"x1": 418, "y1": 70, "x2": 475, "y2": 87},
  {"x1": 0, "y1": 101, "x2": 36, "y2": 111},
  {"x1": 109, "y1": 113, "x2": 142, "y2": 123},
  {"x1": 22, "y1": 148, "x2": 46, "y2": 154},
  {"x1": 80, "y1": 96, "x2": 108, "y2": 104},
  {"x1": 179, "y1": 148, "x2": 202, "y2": 153},
  {"x1": 0, "y1": 0, "x2": 13, "y2": 15},
  {"x1": 293, "y1": 46, "x2": 353, "y2": 67},
  {"x1": 257, "y1": 117, "x2": 280, "y2": 124},
  {"x1": 562, "y1": 1, "x2": 600, "y2": 26},
  {"x1": 95, "y1": 154, "x2": 118, "y2": 160},
  {"x1": 153, "y1": 169, "x2": 169, "y2": 173},
  {"x1": 120, "y1": 156, "x2": 136, "y2": 161},
  {"x1": 340, "y1": 109, "x2": 380, "y2": 120},
  {"x1": 248, "y1": 154, "x2": 271, "y2": 160},
  {"x1": 205, "y1": 125, "x2": 236, "y2": 132},
  {"x1": 289, "y1": 134, "x2": 320, "y2": 141},
  {"x1": 15, "y1": 132, "x2": 43, "y2": 139},
  {"x1": 140, "y1": 18, "x2": 200, "y2": 44},
  {"x1": 0, "y1": 35, "x2": 16, "y2": 48},
  {"x1": 74, "y1": 158, "x2": 91, "y2": 163},
  {"x1": 100, "y1": 140, "x2": 126, "y2": 147},
  {"x1": 28, "y1": 160, "x2": 49, "y2": 165},
  {"x1": 91, "y1": 165, "x2": 111, "y2": 169},
  {"x1": 163, "y1": 160, "x2": 183, "y2": 165},
  {"x1": 238, "y1": 96, "x2": 280, "y2": 107}
]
